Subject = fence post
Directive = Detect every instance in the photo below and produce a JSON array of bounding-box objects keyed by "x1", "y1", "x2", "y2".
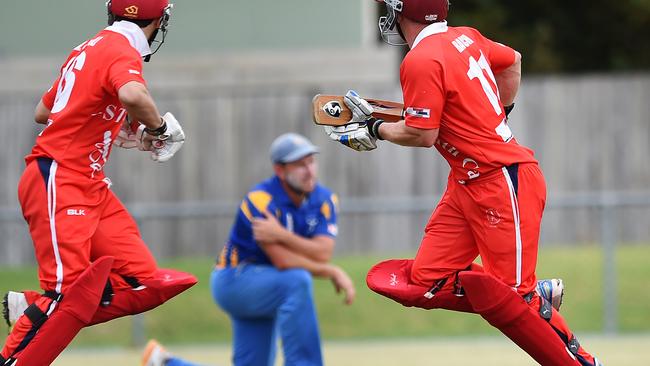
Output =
[
  {"x1": 131, "y1": 218, "x2": 146, "y2": 347},
  {"x1": 131, "y1": 313, "x2": 146, "y2": 348},
  {"x1": 600, "y1": 203, "x2": 618, "y2": 334}
]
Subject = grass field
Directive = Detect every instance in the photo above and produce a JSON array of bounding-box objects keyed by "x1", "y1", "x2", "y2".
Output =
[
  {"x1": 52, "y1": 335, "x2": 650, "y2": 365},
  {"x1": 1, "y1": 245, "x2": 649, "y2": 364}
]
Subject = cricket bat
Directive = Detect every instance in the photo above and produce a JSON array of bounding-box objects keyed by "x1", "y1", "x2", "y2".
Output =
[{"x1": 312, "y1": 94, "x2": 404, "y2": 126}]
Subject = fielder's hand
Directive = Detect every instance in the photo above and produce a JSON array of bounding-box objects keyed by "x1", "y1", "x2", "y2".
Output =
[
  {"x1": 324, "y1": 90, "x2": 380, "y2": 151},
  {"x1": 136, "y1": 112, "x2": 186, "y2": 162},
  {"x1": 252, "y1": 211, "x2": 287, "y2": 244},
  {"x1": 330, "y1": 265, "x2": 356, "y2": 305}
]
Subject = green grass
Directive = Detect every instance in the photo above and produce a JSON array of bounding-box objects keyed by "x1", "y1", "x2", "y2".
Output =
[{"x1": 1, "y1": 245, "x2": 649, "y2": 348}]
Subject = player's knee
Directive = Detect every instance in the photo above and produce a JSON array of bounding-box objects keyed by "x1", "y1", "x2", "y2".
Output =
[
  {"x1": 283, "y1": 268, "x2": 313, "y2": 294},
  {"x1": 409, "y1": 260, "x2": 445, "y2": 288}
]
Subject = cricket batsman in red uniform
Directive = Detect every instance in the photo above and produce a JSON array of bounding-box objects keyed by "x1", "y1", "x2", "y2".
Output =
[
  {"x1": 325, "y1": 1, "x2": 603, "y2": 365},
  {"x1": 0, "y1": 1, "x2": 197, "y2": 365}
]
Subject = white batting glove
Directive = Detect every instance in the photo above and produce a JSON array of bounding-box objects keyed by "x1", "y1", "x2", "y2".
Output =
[
  {"x1": 324, "y1": 123, "x2": 377, "y2": 151},
  {"x1": 151, "y1": 112, "x2": 185, "y2": 162},
  {"x1": 344, "y1": 90, "x2": 374, "y2": 122},
  {"x1": 324, "y1": 90, "x2": 377, "y2": 151}
]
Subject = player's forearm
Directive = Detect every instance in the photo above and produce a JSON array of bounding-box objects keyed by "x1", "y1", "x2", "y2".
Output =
[
  {"x1": 379, "y1": 120, "x2": 439, "y2": 148},
  {"x1": 276, "y1": 229, "x2": 333, "y2": 263},
  {"x1": 118, "y1": 81, "x2": 163, "y2": 130},
  {"x1": 263, "y1": 242, "x2": 336, "y2": 278},
  {"x1": 495, "y1": 51, "x2": 521, "y2": 106}
]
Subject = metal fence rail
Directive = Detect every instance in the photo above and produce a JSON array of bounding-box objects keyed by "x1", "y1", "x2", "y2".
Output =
[{"x1": 1, "y1": 191, "x2": 649, "y2": 335}]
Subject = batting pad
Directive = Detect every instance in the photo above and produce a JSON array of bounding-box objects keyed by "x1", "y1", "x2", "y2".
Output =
[
  {"x1": 90, "y1": 268, "x2": 198, "y2": 325},
  {"x1": 459, "y1": 271, "x2": 580, "y2": 366},
  {"x1": 366, "y1": 259, "x2": 474, "y2": 313},
  {"x1": 14, "y1": 256, "x2": 114, "y2": 366}
]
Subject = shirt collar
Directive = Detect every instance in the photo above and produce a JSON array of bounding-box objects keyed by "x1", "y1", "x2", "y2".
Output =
[
  {"x1": 105, "y1": 20, "x2": 152, "y2": 57},
  {"x1": 412, "y1": 21, "x2": 448, "y2": 49},
  {"x1": 270, "y1": 175, "x2": 310, "y2": 208}
]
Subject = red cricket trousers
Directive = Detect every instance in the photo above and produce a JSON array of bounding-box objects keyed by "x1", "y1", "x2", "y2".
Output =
[
  {"x1": 412, "y1": 162, "x2": 546, "y2": 295},
  {"x1": 18, "y1": 157, "x2": 158, "y2": 296}
]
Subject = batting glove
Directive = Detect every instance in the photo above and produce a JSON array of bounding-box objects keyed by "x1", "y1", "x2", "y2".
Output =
[
  {"x1": 324, "y1": 122, "x2": 377, "y2": 151},
  {"x1": 344, "y1": 90, "x2": 374, "y2": 122},
  {"x1": 324, "y1": 90, "x2": 384, "y2": 151},
  {"x1": 151, "y1": 112, "x2": 185, "y2": 162},
  {"x1": 133, "y1": 112, "x2": 185, "y2": 162}
]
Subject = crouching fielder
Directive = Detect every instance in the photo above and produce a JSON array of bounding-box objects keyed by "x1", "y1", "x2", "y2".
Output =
[
  {"x1": 0, "y1": 1, "x2": 196, "y2": 365},
  {"x1": 324, "y1": 1, "x2": 602, "y2": 365}
]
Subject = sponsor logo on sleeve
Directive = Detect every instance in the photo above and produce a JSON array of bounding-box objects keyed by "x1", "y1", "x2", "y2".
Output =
[
  {"x1": 405, "y1": 107, "x2": 431, "y2": 118},
  {"x1": 327, "y1": 223, "x2": 338, "y2": 236}
]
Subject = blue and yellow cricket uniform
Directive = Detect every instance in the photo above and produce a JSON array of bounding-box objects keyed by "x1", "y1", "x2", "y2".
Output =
[{"x1": 211, "y1": 175, "x2": 338, "y2": 366}]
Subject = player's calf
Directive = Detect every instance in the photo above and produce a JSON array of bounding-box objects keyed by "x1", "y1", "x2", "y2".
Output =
[
  {"x1": 526, "y1": 293, "x2": 603, "y2": 366},
  {"x1": 4, "y1": 256, "x2": 113, "y2": 365},
  {"x1": 459, "y1": 271, "x2": 581, "y2": 365}
]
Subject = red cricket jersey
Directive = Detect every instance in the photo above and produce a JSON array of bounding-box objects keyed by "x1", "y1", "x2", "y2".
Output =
[
  {"x1": 400, "y1": 22, "x2": 537, "y2": 183},
  {"x1": 27, "y1": 25, "x2": 147, "y2": 180}
]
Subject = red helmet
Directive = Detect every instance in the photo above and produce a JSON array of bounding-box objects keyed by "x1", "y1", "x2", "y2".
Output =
[
  {"x1": 108, "y1": 0, "x2": 169, "y2": 20},
  {"x1": 379, "y1": 0, "x2": 450, "y2": 45},
  {"x1": 106, "y1": 0, "x2": 174, "y2": 62},
  {"x1": 401, "y1": 0, "x2": 449, "y2": 24}
]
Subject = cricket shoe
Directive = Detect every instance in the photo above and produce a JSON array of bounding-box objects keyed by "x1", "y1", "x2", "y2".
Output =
[
  {"x1": 2, "y1": 291, "x2": 29, "y2": 333},
  {"x1": 142, "y1": 339, "x2": 171, "y2": 366},
  {"x1": 535, "y1": 278, "x2": 564, "y2": 311}
]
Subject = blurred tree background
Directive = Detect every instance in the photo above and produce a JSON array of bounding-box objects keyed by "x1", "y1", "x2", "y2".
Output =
[{"x1": 399, "y1": 0, "x2": 650, "y2": 73}]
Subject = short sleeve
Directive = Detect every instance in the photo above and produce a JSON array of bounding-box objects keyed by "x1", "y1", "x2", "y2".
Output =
[
  {"x1": 314, "y1": 193, "x2": 339, "y2": 238},
  {"x1": 41, "y1": 78, "x2": 60, "y2": 110},
  {"x1": 239, "y1": 190, "x2": 279, "y2": 224},
  {"x1": 474, "y1": 30, "x2": 517, "y2": 74},
  {"x1": 106, "y1": 52, "x2": 146, "y2": 94},
  {"x1": 400, "y1": 53, "x2": 445, "y2": 129}
]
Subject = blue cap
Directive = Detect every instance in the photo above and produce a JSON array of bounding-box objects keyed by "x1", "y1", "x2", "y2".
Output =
[{"x1": 269, "y1": 133, "x2": 320, "y2": 164}]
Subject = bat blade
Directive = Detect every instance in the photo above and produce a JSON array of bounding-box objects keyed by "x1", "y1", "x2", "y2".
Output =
[{"x1": 312, "y1": 94, "x2": 404, "y2": 126}]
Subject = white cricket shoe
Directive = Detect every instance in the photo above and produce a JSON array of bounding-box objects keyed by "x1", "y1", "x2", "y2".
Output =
[
  {"x1": 535, "y1": 278, "x2": 564, "y2": 311},
  {"x1": 2, "y1": 291, "x2": 29, "y2": 333},
  {"x1": 142, "y1": 339, "x2": 171, "y2": 366}
]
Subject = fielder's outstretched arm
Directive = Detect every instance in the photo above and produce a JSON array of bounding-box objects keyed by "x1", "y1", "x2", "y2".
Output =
[{"x1": 260, "y1": 242, "x2": 355, "y2": 305}]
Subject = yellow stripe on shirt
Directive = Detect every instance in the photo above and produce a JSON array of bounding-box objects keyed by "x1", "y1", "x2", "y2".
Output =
[
  {"x1": 240, "y1": 200, "x2": 253, "y2": 222},
  {"x1": 321, "y1": 201, "x2": 331, "y2": 220},
  {"x1": 248, "y1": 190, "x2": 273, "y2": 214}
]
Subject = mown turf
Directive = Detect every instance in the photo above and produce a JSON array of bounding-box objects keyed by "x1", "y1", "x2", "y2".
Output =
[{"x1": 1, "y1": 245, "x2": 648, "y2": 348}]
